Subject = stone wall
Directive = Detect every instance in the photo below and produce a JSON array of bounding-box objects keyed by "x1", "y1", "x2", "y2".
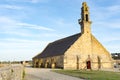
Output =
[
  {"x1": 64, "y1": 34, "x2": 113, "y2": 70},
  {"x1": 33, "y1": 55, "x2": 64, "y2": 68},
  {"x1": 0, "y1": 64, "x2": 24, "y2": 80}
]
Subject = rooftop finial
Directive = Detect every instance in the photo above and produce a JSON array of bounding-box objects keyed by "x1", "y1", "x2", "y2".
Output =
[{"x1": 82, "y1": 2, "x2": 87, "y2": 7}]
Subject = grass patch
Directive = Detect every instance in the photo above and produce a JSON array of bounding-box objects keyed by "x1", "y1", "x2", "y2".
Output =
[
  {"x1": 22, "y1": 69, "x2": 25, "y2": 79},
  {"x1": 53, "y1": 70, "x2": 120, "y2": 80}
]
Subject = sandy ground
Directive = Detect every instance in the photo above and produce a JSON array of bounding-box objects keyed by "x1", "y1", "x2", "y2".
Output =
[{"x1": 24, "y1": 67, "x2": 84, "y2": 80}]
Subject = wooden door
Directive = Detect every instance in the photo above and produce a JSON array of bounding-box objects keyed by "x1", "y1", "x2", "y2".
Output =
[{"x1": 86, "y1": 61, "x2": 91, "y2": 69}]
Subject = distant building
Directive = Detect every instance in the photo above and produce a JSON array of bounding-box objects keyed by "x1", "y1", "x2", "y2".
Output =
[
  {"x1": 21, "y1": 60, "x2": 32, "y2": 66},
  {"x1": 33, "y1": 2, "x2": 113, "y2": 70},
  {"x1": 112, "y1": 53, "x2": 120, "y2": 60},
  {"x1": 111, "y1": 53, "x2": 120, "y2": 68}
]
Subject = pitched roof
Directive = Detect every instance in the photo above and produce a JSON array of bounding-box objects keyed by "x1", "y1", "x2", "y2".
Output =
[
  {"x1": 33, "y1": 33, "x2": 81, "y2": 59},
  {"x1": 111, "y1": 53, "x2": 120, "y2": 60}
]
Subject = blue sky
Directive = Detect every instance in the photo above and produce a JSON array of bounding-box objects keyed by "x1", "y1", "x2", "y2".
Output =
[{"x1": 0, "y1": 0, "x2": 120, "y2": 61}]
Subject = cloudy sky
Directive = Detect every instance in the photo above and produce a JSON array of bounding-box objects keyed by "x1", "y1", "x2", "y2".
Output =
[{"x1": 0, "y1": 0, "x2": 120, "y2": 61}]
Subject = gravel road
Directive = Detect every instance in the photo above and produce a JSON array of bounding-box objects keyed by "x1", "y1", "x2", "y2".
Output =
[{"x1": 24, "y1": 67, "x2": 84, "y2": 80}]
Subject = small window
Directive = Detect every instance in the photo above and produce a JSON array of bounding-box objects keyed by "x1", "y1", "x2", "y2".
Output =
[
  {"x1": 86, "y1": 14, "x2": 88, "y2": 21},
  {"x1": 86, "y1": 8, "x2": 88, "y2": 11}
]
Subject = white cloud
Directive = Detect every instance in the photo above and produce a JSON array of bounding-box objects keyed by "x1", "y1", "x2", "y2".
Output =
[
  {"x1": 0, "y1": 38, "x2": 49, "y2": 43},
  {"x1": 17, "y1": 22, "x2": 55, "y2": 31},
  {"x1": 100, "y1": 36, "x2": 120, "y2": 43},
  {"x1": 106, "y1": 45, "x2": 120, "y2": 53},
  {"x1": 94, "y1": 21, "x2": 120, "y2": 29},
  {"x1": 0, "y1": 38, "x2": 50, "y2": 61},
  {"x1": 107, "y1": 5, "x2": 120, "y2": 12},
  {"x1": 0, "y1": 31, "x2": 32, "y2": 37},
  {"x1": 6, "y1": 0, "x2": 49, "y2": 3},
  {"x1": 0, "y1": 4, "x2": 23, "y2": 10},
  {"x1": 90, "y1": 4, "x2": 120, "y2": 22},
  {"x1": 0, "y1": 16, "x2": 54, "y2": 32},
  {"x1": 30, "y1": 0, "x2": 40, "y2": 3}
]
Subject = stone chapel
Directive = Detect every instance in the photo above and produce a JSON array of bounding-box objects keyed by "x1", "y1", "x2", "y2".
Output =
[{"x1": 33, "y1": 2, "x2": 113, "y2": 70}]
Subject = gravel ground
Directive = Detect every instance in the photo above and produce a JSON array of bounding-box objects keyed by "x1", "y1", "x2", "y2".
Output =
[{"x1": 24, "y1": 67, "x2": 84, "y2": 80}]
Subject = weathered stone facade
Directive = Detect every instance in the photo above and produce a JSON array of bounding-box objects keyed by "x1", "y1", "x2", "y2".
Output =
[
  {"x1": 33, "y1": 2, "x2": 113, "y2": 70},
  {"x1": 63, "y1": 34, "x2": 113, "y2": 70},
  {"x1": 33, "y1": 55, "x2": 64, "y2": 68}
]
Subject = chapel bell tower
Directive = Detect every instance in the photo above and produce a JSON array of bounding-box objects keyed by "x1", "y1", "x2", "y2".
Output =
[{"x1": 78, "y1": 2, "x2": 92, "y2": 34}]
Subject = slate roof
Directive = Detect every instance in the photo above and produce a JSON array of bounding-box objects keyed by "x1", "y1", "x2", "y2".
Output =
[
  {"x1": 111, "y1": 53, "x2": 120, "y2": 60},
  {"x1": 33, "y1": 33, "x2": 81, "y2": 59}
]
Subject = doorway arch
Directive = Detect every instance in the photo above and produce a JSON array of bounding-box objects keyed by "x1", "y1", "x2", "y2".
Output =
[
  {"x1": 36, "y1": 62, "x2": 39, "y2": 68},
  {"x1": 76, "y1": 55, "x2": 80, "y2": 70},
  {"x1": 97, "y1": 56, "x2": 101, "y2": 69},
  {"x1": 86, "y1": 61, "x2": 91, "y2": 69}
]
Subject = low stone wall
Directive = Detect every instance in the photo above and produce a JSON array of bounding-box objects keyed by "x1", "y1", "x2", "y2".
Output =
[{"x1": 0, "y1": 64, "x2": 24, "y2": 80}]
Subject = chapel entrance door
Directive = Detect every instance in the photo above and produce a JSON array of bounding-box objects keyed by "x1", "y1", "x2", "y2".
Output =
[{"x1": 86, "y1": 61, "x2": 91, "y2": 69}]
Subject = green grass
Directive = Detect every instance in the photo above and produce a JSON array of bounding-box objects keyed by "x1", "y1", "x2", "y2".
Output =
[
  {"x1": 22, "y1": 69, "x2": 25, "y2": 79},
  {"x1": 53, "y1": 70, "x2": 120, "y2": 80}
]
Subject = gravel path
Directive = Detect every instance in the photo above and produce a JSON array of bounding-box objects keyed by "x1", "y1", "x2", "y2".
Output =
[{"x1": 24, "y1": 67, "x2": 84, "y2": 80}]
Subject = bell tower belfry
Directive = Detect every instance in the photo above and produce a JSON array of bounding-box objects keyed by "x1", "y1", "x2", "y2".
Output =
[{"x1": 78, "y1": 2, "x2": 92, "y2": 34}]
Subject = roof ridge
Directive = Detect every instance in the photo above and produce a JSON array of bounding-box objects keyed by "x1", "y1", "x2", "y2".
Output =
[{"x1": 51, "y1": 33, "x2": 81, "y2": 44}]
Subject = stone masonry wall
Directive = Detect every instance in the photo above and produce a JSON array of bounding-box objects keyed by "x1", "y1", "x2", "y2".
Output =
[
  {"x1": 0, "y1": 64, "x2": 24, "y2": 80},
  {"x1": 33, "y1": 55, "x2": 64, "y2": 68},
  {"x1": 64, "y1": 33, "x2": 113, "y2": 70}
]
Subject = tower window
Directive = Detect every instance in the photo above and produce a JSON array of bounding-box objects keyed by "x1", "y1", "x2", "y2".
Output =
[
  {"x1": 86, "y1": 14, "x2": 88, "y2": 21},
  {"x1": 86, "y1": 8, "x2": 88, "y2": 11}
]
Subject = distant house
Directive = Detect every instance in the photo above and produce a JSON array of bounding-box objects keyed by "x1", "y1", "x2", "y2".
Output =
[
  {"x1": 111, "y1": 53, "x2": 120, "y2": 68},
  {"x1": 33, "y1": 2, "x2": 113, "y2": 70},
  {"x1": 112, "y1": 53, "x2": 120, "y2": 60}
]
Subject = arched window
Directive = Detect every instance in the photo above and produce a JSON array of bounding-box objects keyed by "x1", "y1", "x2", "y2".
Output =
[
  {"x1": 97, "y1": 56, "x2": 101, "y2": 69},
  {"x1": 86, "y1": 8, "x2": 88, "y2": 11},
  {"x1": 76, "y1": 55, "x2": 80, "y2": 69},
  {"x1": 86, "y1": 14, "x2": 88, "y2": 21}
]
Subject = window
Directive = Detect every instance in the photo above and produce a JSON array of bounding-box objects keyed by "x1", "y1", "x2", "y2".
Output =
[{"x1": 86, "y1": 14, "x2": 88, "y2": 21}]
